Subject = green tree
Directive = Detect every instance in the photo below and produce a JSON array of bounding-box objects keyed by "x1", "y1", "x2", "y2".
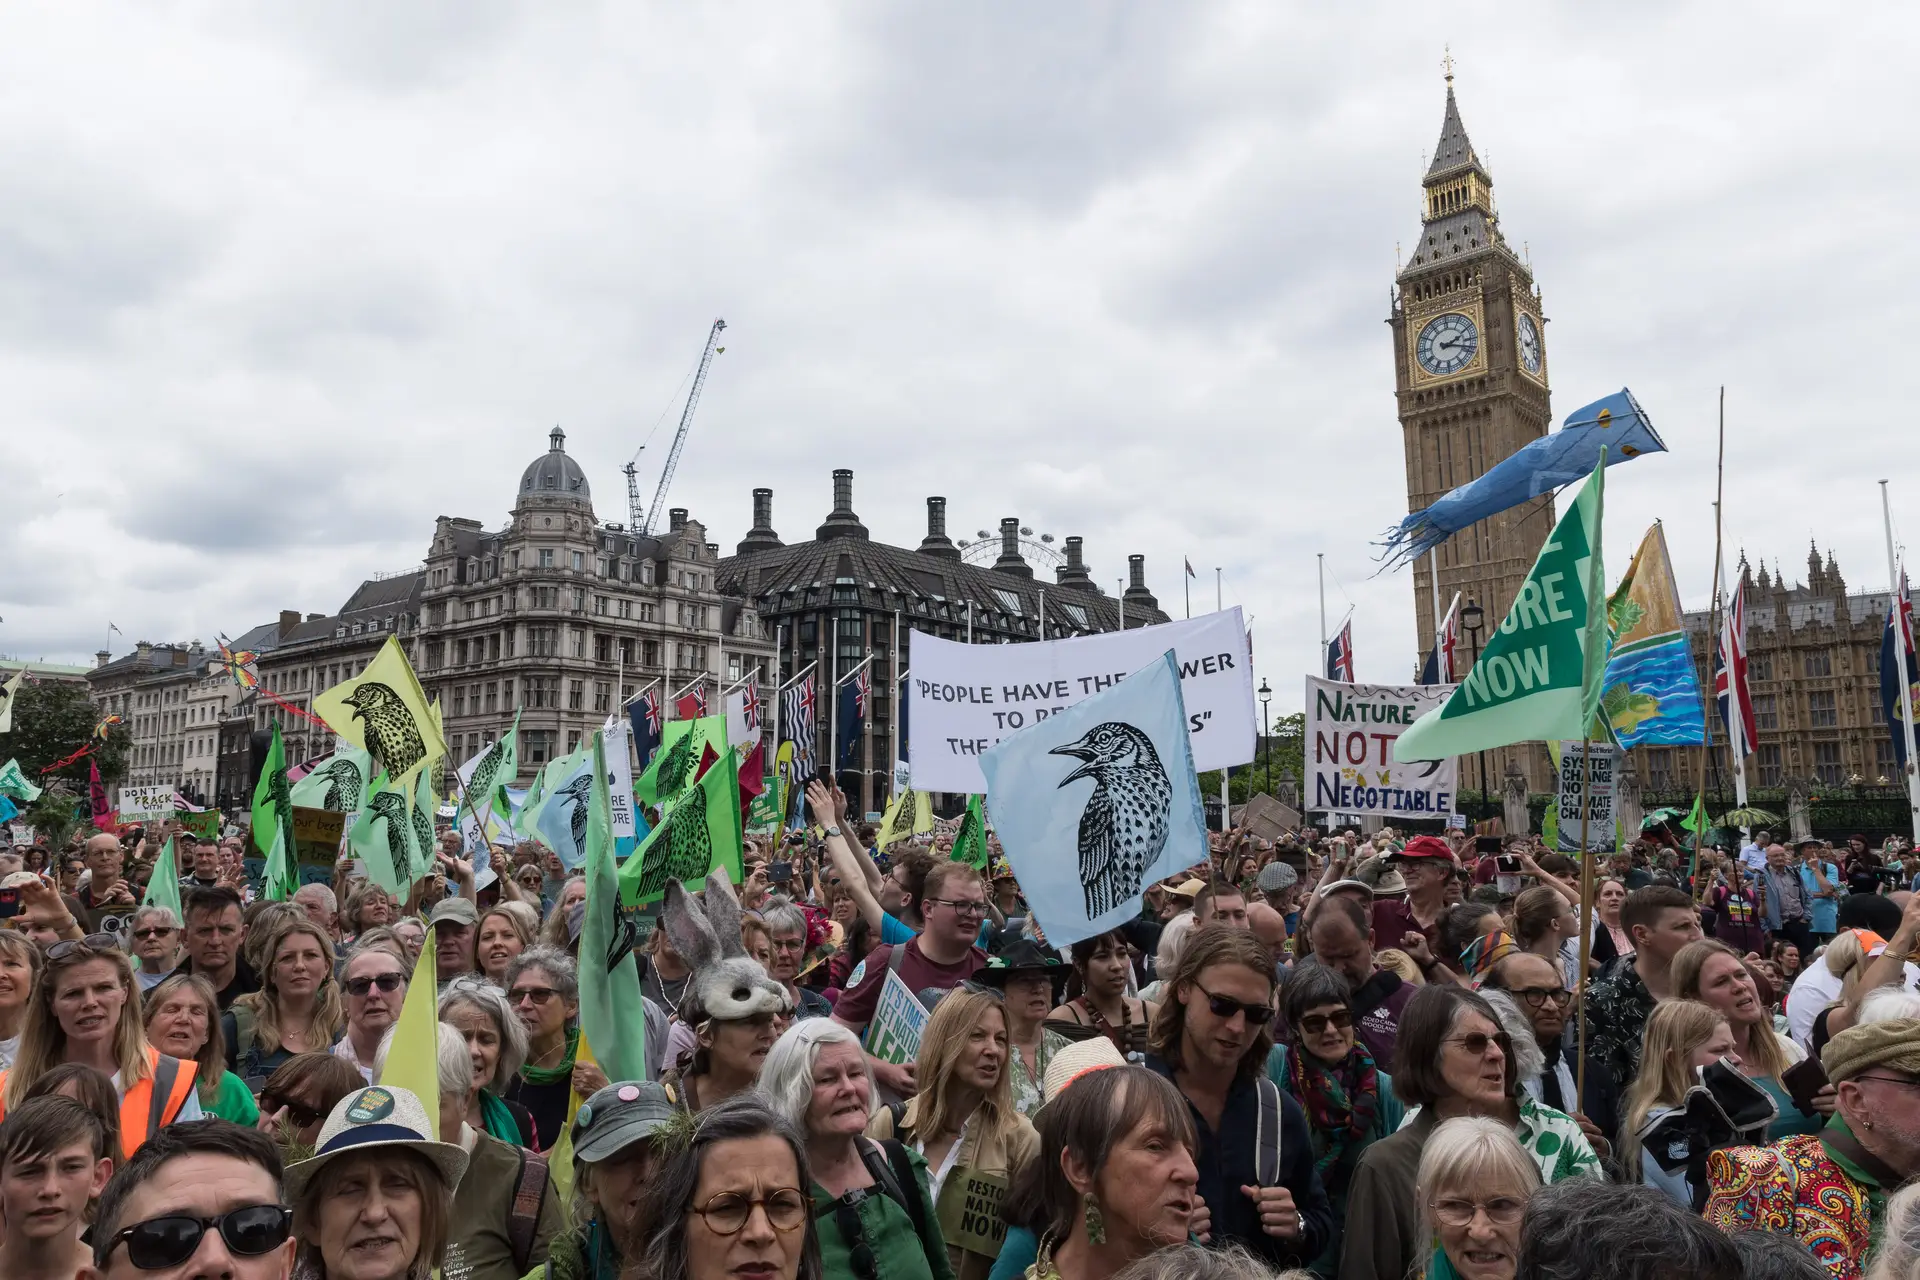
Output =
[
  {"x1": 0, "y1": 679, "x2": 129, "y2": 790},
  {"x1": 1199, "y1": 712, "x2": 1307, "y2": 808}
]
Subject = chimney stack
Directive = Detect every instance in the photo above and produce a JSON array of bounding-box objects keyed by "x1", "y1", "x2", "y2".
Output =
[
  {"x1": 1123, "y1": 554, "x2": 1159, "y2": 619},
  {"x1": 280, "y1": 610, "x2": 300, "y2": 640},
  {"x1": 993, "y1": 518, "x2": 1033, "y2": 579},
  {"x1": 736, "y1": 487, "x2": 785, "y2": 554},
  {"x1": 136, "y1": 641, "x2": 152, "y2": 664},
  {"x1": 918, "y1": 497, "x2": 960, "y2": 560},
  {"x1": 95, "y1": 650, "x2": 110, "y2": 669},
  {"x1": 815, "y1": 468, "x2": 870, "y2": 541},
  {"x1": 669, "y1": 508, "x2": 688, "y2": 533},
  {"x1": 1056, "y1": 535, "x2": 1095, "y2": 591}
]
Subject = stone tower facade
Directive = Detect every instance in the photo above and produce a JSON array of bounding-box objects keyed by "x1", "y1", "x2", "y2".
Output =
[{"x1": 1390, "y1": 77, "x2": 1554, "y2": 797}]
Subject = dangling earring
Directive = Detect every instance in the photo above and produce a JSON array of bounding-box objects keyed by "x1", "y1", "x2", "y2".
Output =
[{"x1": 1082, "y1": 1193, "x2": 1106, "y2": 1245}]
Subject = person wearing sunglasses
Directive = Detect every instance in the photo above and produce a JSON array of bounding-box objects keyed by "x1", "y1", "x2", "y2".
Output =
[
  {"x1": 256, "y1": 1053, "x2": 366, "y2": 1158},
  {"x1": 0, "y1": 1096, "x2": 112, "y2": 1280},
  {"x1": 283, "y1": 1083, "x2": 467, "y2": 1280},
  {"x1": 632, "y1": 1094, "x2": 821, "y2": 1280},
  {"x1": 503, "y1": 948, "x2": 606, "y2": 1152},
  {"x1": 0, "y1": 936, "x2": 204, "y2": 1159},
  {"x1": 143, "y1": 973, "x2": 260, "y2": 1126},
  {"x1": 128, "y1": 905, "x2": 182, "y2": 994},
  {"x1": 1268, "y1": 963, "x2": 1403, "y2": 1275},
  {"x1": 86, "y1": 1118, "x2": 297, "y2": 1280},
  {"x1": 336, "y1": 945, "x2": 410, "y2": 1084},
  {"x1": 1142, "y1": 926, "x2": 1331, "y2": 1271},
  {"x1": 1415, "y1": 1116, "x2": 1542, "y2": 1280},
  {"x1": 1340, "y1": 984, "x2": 1599, "y2": 1280},
  {"x1": 1301, "y1": 895, "x2": 1416, "y2": 1065}
]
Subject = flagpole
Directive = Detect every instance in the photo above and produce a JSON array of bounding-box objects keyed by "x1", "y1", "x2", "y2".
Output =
[
  {"x1": 889, "y1": 611, "x2": 900, "y2": 794},
  {"x1": 1317, "y1": 553, "x2": 1328, "y2": 665},
  {"x1": 1429, "y1": 549, "x2": 1443, "y2": 659},
  {"x1": 1118, "y1": 582, "x2": 1126, "y2": 631},
  {"x1": 829, "y1": 636, "x2": 839, "y2": 785},
  {"x1": 1694, "y1": 389, "x2": 1727, "y2": 901},
  {"x1": 1185, "y1": 565, "x2": 1190, "y2": 620},
  {"x1": 1575, "y1": 735, "x2": 1595, "y2": 1102},
  {"x1": 1215, "y1": 567, "x2": 1222, "y2": 613},
  {"x1": 1880, "y1": 479, "x2": 1920, "y2": 842},
  {"x1": 966, "y1": 599, "x2": 973, "y2": 644}
]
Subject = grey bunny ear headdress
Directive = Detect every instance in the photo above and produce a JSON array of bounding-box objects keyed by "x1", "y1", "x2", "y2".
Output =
[{"x1": 661, "y1": 868, "x2": 791, "y2": 1021}]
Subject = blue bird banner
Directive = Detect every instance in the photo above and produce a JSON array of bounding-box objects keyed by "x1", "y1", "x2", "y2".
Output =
[
  {"x1": 1379, "y1": 388, "x2": 1664, "y2": 571},
  {"x1": 980, "y1": 650, "x2": 1207, "y2": 948}
]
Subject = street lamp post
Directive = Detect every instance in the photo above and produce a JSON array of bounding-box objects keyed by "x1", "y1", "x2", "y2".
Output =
[
  {"x1": 1258, "y1": 679, "x2": 1272, "y2": 796},
  {"x1": 1461, "y1": 599, "x2": 1486, "y2": 821}
]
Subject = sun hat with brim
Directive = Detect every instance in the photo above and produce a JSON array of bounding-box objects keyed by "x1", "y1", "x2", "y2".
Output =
[
  {"x1": 1167, "y1": 879, "x2": 1206, "y2": 899},
  {"x1": 573, "y1": 1081, "x2": 678, "y2": 1163},
  {"x1": 1372, "y1": 869, "x2": 1408, "y2": 896},
  {"x1": 284, "y1": 1085, "x2": 468, "y2": 1202},
  {"x1": 1041, "y1": 1036, "x2": 1128, "y2": 1104},
  {"x1": 976, "y1": 938, "x2": 1070, "y2": 989}
]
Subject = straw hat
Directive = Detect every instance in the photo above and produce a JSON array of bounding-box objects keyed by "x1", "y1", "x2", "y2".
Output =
[
  {"x1": 284, "y1": 1085, "x2": 468, "y2": 1201},
  {"x1": 1041, "y1": 1037, "x2": 1128, "y2": 1104}
]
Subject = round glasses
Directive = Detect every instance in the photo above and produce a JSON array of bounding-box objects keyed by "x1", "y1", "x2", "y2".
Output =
[
  {"x1": 1429, "y1": 1196, "x2": 1526, "y2": 1228},
  {"x1": 693, "y1": 1188, "x2": 809, "y2": 1235}
]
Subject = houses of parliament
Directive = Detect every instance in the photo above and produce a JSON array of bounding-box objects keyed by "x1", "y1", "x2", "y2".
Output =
[{"x1": 1391, "y1": 75, "x2": 1904, "y2": 806}]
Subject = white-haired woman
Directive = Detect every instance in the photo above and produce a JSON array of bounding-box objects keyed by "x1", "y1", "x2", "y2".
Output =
[
  {"x1": 439, "y1": 977, "x2": 536, "y2": 1148},
  {"x1": 1138, "y1": 913, "x2": 1195, "y2": 1006},
  {"x1": 759, "y1": 1018, "x2": 951, "y2": 1280},
  {"x1": 1416, "y1": 1116, "x2": 1542, "y2": 1280}
]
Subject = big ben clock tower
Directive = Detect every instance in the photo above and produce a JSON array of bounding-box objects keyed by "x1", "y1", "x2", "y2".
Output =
[{"x1": 1391, "y1": 70, "x2": 1554, "y2": 792}]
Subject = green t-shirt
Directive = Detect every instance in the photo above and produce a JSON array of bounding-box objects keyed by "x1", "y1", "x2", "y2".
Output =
[{"x1": 204, "y1": 1071, "x2": 260, "y2": 1127}]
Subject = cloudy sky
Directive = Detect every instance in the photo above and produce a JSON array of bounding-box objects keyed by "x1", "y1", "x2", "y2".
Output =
[{"x1": 4, "y1": 4, "x2": 1914, "y2": 712}]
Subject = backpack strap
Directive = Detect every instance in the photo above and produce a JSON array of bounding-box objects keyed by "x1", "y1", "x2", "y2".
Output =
[
  {"x1": 147, "y1": 1055, "x2": 181, "y2": 1144},
  {"x1": 858, "y1": 1137, "x2": 930, "y2": 1246},
  {"x1": 1253, "y1": 1077, "x2": 1282, "y2": 1188},
  {"x1": 507, "y1": 1145, "x2": 552, "y2": 1274},
  {"x1": 888, "y1": 1101, "x2": 908, "y2": 1133},
  {"x1": 887, "y1": 943, "x2": 909, "y2": 976}
]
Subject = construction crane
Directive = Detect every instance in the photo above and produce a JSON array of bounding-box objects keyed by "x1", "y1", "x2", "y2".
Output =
[{"x1": 628, "y1": 318, "x2": 727, "y2": 537}]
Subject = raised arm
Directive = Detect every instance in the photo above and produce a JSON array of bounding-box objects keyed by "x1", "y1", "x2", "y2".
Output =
[{"x1": 809, "y1": 780, "x2": 884, "y2": 936}]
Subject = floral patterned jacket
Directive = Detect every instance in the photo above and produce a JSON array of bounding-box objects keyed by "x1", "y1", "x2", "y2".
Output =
[{"x1": 1703, "y1": 1119, "x2": 1893, "y2": 1280}]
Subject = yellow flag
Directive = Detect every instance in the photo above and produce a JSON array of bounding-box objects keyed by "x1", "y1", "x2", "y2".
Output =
[
  {"x1": 311, "y1": 636, "x2": 447, "y2": 793},
  {"x1": 875, "y1": 788, "x2": 934, "y2": 849},
  {"x1": 380, "y1": 928, "x2": 440, "y2": 1126}
]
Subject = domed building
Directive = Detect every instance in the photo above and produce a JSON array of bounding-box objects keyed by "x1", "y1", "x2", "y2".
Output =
[{"x1": 518, "y1": 427, "x2": 594, "y2": 512}]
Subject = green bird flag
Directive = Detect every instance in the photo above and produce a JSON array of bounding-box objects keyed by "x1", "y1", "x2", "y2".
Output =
[
  {"x1": 143, "y1": 836, "x2": 184, "y2": 921},
  {"x1": 952, "y1": 795, "x2": 989, "y2": 869},
  {"x1": 0, "y1": 759, "x2": 43, "y2": 804},
  {"x1": 409, "y1": 766, "x2": 438, "y2": 887},
  {"x1": 310, "y1": 635, "x2": 448, "y2": 793},
  {"x1": 251, "y1": 725, "x2": 300, "y2": 901},
  {"x1": 1396, "y1": 453, "x2": 1609, "y2": 763},
  {"x1": 349, "y1": 770, "x2": 415, "y2": 895},
  {"x1": 619, "y1": 744, "x2": 743, "y2": 906},
  {"x1": 290, "y1": 741, "x2": 373, "y2": 814},
  {"x1": 579, "y1": 732, "x2": 650, "y2": 1082},
  {"x1": 636, "y1": 716, "x2": 725, "y2": 807}
]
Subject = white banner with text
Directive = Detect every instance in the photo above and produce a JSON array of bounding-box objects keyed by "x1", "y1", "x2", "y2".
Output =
[{"x1": 1306, "y1": 675, "x2": 1458, "y2": 818}]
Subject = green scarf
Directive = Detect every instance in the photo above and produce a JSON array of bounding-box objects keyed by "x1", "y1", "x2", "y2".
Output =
[
  {"x1": 521, "y1": 1027, "x2": 581, "y2": 1087},
  {"x1": 478, "y1": 1089, "x2": 522, "y2": 1144}
]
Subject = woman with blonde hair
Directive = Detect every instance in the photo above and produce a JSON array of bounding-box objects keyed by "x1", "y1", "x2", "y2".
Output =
[
  {"x1": 143, "y1": 972, "x2": 258, "y2": 1125},
  {"x1": 1672, "y1": 939, "x2": 1829, "y2": 1137},
  {"x1": 1619, "y1": 1000, "x2": 1739, "y2": 1206},
  {"x1": 224, "y1": 916, "x2": 345, "y2": 1094},
  {"x1": 1415, "y1": 1116, "x2": 1541, "y2": 1280},
  {"x1": 0, "y1": 929, "x2": 42, "y2": 1070},
  {"x1": 0, "y1": 937, "x2": 202, "y2": 1157},
  {"x1": 868, "y1": 988, "x2": 1038, "y2": 1280},
  {"x1": 474, "y1": 905, "x2": 533, "y2": 987}
]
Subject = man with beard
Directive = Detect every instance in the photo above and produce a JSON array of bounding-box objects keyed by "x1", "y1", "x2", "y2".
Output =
[
  {"x1": 1302, "y1": 896, "x2": 1415, "y2": 1065},
  {"x1": 1145, "y1": 925, "x2": 1332, "y2": 1270}
]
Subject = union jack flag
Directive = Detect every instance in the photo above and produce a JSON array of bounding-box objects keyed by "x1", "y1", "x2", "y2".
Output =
[
  {"x1": 852, "y1": 666, "x2": 870, "y2": 715},
  {"x1": 674, "y1": 683, "x2": 707, "y2": 721},
  {"x1": 741, "y1": 682, "x2": 763, "y2": 734},
  {"x1": 640, "y1": 688, "x2": 662, "y2": 737},
  {"x1": 1714, "y1": 575, "x2": 1757, "y2": 761},
  {"x1": 1899, "y1": 565, "x2": 1915, "y2": 659},
  {"x1": 1419, "y1": 593, "x2": 1461, "y2": 685},
  {"x1": 1325, "y1": 618, "x2": 1355, "y2": 683}
]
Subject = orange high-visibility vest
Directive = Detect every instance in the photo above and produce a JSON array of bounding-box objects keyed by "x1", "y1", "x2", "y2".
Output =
[{"x1": 0, "y1": 1048, "x2": 198, "y2": 1160}]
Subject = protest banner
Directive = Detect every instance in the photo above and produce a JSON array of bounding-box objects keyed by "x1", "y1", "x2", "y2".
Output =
[
  {"x1": 117, "y1": 786, "x2": 174, "y2": 827},
  {"x1": 177, "y1": 810, "x2": 221, "y2": 841},
  {"x1": 291, "y1": 806, "x2": 347, "y2": 880},
  {"x1": 1306, "y1": 676, "x2": 1458, "y2": 819},
  {"x1": 1556, "y1": 741, "x2": 1616, "y2": 853},
  {"x1": 908, "y1": 608, "x2": 1254, "y2": 794},
  {"x1": 936, "y1": 1170, "x2": 1013, "y2": 1256},
  {"x1": 865, "y1": 970, "x2": 929, "y2": 1067}
]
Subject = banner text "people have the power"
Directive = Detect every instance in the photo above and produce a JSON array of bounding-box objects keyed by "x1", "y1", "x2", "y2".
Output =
[{"x1": 918, "y1": 651, "x2": 1238, "y2": 753}]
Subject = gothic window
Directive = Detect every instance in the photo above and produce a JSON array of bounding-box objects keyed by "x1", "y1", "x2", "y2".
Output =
[
  {"x1": 1749, "y1": 653, "x2": 1773, "y2": 682},
  {"x1": 1757, "y1": 744, "x2": 1784, "y2": 787},
  {"x1": 1813, "y1": 741, "x2": 1843, "y2": 786},
  {"x1": 1808, "y1": 691, "x2": 1837, "y2": 727},
  {"x1": 1753, "y1": 695, "x2": 1778, "y2": 731},
  {"x1": 1804, "y1": 651, "x2": 1832, "y2": 678}
]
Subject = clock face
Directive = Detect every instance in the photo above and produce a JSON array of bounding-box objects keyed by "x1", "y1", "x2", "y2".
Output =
[
  {"x1": 1416, "y1": 312, "x2": 1479, "y2": 377},
  {"x1": 1517, "y1": 312, "x2": 1543, "y2": 375}
]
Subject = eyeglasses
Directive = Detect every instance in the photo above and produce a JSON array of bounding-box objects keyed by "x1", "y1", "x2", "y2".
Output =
[
  {"x1": 693, "y1": 1188, "x2": 809, "y2": 1235},
  {"x1": 509, "y1": 985, "x2": 559, "y2": 1005},
  {"x1": 1297, "y1": 1009, "x2": 1353, "y2": 1036},
  {"x1": 1194, "y1": 984, "x2": 1275, "y2": 1026},
  {"x1": 259, "y1": 1091, "x2": 324, "y2": 1129},
  {"x1": 1429, "y1": 1197, "x2": 1526, "y2": 1228},
  {"x1": 926, "y1": 897, "x2": 988, "y2": 917},
  {"x1": 1444, "y1": 1032, "x2": 1509, "y2": 1058},
  {"x1": 47, "y1": 933, "x2": 119, "y2": 961},
  {"x1": 1856, "y1": 1075, "x2": 1920, "y2": 1091},
  {"x1": 132, "y1": 927, "x2": 177, "y2": 941},
  {"x1": 1509, "y1": 986, "x2": 1573, "y2": 1009},
  {"x1": 344, "y1": 972, "x2": 405, "y2": 997},
  {"x1": 101, "y1": 1204, "x2": 292, "y2": 1270}
]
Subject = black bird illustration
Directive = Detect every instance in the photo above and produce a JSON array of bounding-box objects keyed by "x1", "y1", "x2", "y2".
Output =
[
  {"x1": 896, "y1": 790, "x2": 921, "y2": 833},
  {"x1": 651, "y1": 731, "x2": 696, "y2": 799},
  {"x1": 342, "y1": 683, "x2": 427, "y2": 782},
  {"x1": 1050, "y1": 721, "x2": 1172, "y2": 918},
  {"x1": 364, "y1": 791, "x2": 415, "y2": 883},
  {"x1": 554, "y1": 773, "x2": 595, "y2": 862},
  {"x1": 464, "y1": 739, "x2": 508, "y2": 816},
  {"x1": 630, "y1": 794, "x2": 714, "y2": 902},
  {"x1": 266, "y1": 759, "x2": 296, "y2": 862},
  {"x1": 314, "y1": 758, "x2": 365, "y2": 814},
  {"x1": 409, "y1": 793, "x2": 434, "y2": 881}
]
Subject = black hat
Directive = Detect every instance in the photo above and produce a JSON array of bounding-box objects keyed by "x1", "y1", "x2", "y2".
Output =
[{"x1": 976, "y1": 937, "x2": 1069, "y2": 991}]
